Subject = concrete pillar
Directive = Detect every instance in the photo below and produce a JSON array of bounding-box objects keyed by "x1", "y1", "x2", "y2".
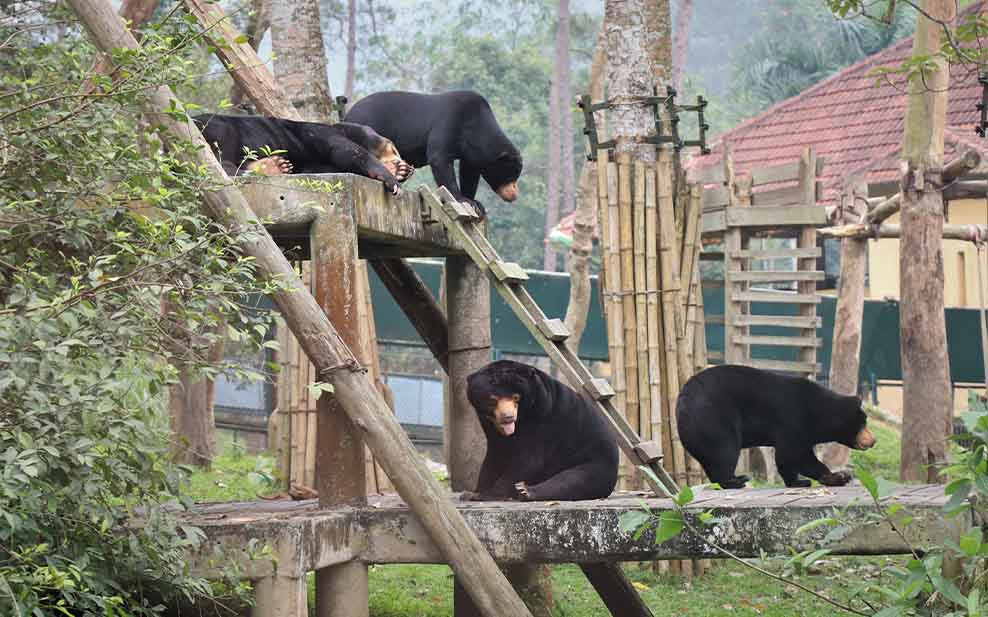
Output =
[{"x1": 252, "y1": 576, "x2": 307, "y2": 617}]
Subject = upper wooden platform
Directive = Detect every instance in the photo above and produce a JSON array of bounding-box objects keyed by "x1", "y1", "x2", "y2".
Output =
[
  {"x1": 240, "y1": 173, "x2": 465, "y2": 259},
  {"x1": 172, "y1": 485, "x2": 959, "y2": 580}
]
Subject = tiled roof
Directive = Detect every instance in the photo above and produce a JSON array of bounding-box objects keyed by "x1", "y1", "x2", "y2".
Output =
[{"x1": 691, "y1": 5, "x2": 987, "y2": 204}]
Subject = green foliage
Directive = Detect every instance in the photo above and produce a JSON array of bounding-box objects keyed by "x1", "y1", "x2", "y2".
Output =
[
  {"x1": 729, "y1": 0, "x2": 915, "y2": 112},
  {"x1": 0, "y1": 6, "x2": 279, "y2": 615}
]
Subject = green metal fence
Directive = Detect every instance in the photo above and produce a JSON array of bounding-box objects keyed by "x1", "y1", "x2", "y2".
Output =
[{"x1": 368, "y1": 260, "x2": 987, "y2": 386}]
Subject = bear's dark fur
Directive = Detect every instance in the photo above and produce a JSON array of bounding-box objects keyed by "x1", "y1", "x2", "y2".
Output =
[
  {"x1": 344, "y1": 90, "x2": 522, "y2": 218},
  {"x1": 464, "y1": 360, "x2": 618, "y2": 501},
  {"x1": 676, "y1": 364, "x2": 876, "y2": 489},
  {"x1": 193, "y1": 113, "x2": 410, "y2": 194}
]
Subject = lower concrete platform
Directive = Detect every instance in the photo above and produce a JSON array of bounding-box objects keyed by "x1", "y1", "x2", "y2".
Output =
[{"x1": 174, "y1": 485, "x2": 960, "y2": 581}]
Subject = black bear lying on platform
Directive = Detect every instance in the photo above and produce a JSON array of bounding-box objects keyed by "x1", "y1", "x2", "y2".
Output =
[
  {"x1": 193, "y1": 114, "x2": 414, "y2": 195},
  {"x1": 463, "y1": 360, "x2": 618, "y2": 501},
  {"x1": 676, "y1": 364, "x2": 876, "y2": 489},
  {"x1": 344, "y1": 90, "x2": 522, "y2": 218}
]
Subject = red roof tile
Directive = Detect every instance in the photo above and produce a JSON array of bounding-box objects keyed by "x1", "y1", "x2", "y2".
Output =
[{"x1": 691, "y1": 4, "x2": 988, "y2": 204}]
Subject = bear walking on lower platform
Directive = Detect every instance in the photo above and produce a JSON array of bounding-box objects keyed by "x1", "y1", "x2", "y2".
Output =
[
  {"x1": 463, "y1": 360, "x2": 618, "y2": 501},
  {"x1": 676, "y1": 364, "x2": 876, "y2": 489}
]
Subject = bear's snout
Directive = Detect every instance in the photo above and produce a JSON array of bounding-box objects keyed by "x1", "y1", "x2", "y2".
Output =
[
  {"x1": 496, "y1": 181, "x2": 519, "y2": 202},
  {"x1": 854, "y1": 426, "x2": 876, "y2": 450}
]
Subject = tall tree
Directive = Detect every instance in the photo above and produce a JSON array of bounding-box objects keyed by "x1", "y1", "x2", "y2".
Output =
[
  {"x1": 563, "y1": 26, "x2": 606, "y2": 361},
  {"x1": 345, "y1": 0, "x2": 357, "y2": 104},
  {"x1": 671, "y1": 0, "x2": 693, "y2": 93},
  {"x1": 897, "y1": 0, "x2": 955, "y2": 483},
  {"x1": 644, "y1": 0, "x2": 673, "y2": 88},
  {"x1": 559, "y1": 0, "x2": 574, "y2": 239},
  {"x1": 545, "y1": 0, "x2": 573, "y2": 273},
  {"x1": 546, "y1": 28, "x2": 561, "y2": 272},
  {"x1": 270, "y1": 0, "x2": 334, "y2": 121},
  {"x1": 606, "y1": 0, "x2": 657, "y2": 158}
]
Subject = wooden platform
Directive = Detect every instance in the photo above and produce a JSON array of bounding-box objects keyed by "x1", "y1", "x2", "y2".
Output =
[
  {"x1": 239, "y1": 173, "x2": 465, "y2": 259},
  {"x1": 174, "y1": 485, "x2": 960, "y2": 580}
]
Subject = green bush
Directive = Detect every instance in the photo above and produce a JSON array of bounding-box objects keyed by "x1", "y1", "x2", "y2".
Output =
[{"x1": 0, "y1": 6, "x2": 277, "y2": 615}]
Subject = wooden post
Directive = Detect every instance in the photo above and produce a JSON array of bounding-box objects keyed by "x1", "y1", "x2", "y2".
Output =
[
  {"x1": 798, "y1": 146, "x2": 819, "y2": 381},
  {"x1": 66, "y1": 4, "x2": 536, "y2": 616},
  {"x1": 898, "y1": 0, "x2": 956, "y2": 483},
  {"x1": 822, "y1": 181, "x2": 869, "y2": 469},
  {"x1": 311, "y1": 197, "x2": 369, "y2": 617},
  {"x1": 723, "y1": 146, "x2": 745, "y2": 365}
]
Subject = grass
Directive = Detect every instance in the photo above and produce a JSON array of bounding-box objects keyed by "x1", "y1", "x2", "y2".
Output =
[{"x1": 184, "y1": 418, "x2": 913, "y2": 616}]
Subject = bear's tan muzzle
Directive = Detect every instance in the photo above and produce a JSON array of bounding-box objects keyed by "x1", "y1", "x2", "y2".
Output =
[
  {"x1": 854, "y1": 426, "x2": 876, "y2": 450},
  {"x1": 496, "y1": 181, "x2": 519, "y2": 202}
]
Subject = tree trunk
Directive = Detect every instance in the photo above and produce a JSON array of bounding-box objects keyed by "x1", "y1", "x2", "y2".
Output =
[
  {"x1": 644, "y1": 0, "x2": 672, "y2": 89},
  {"x1": 671, "y1": 0, "x2": 693, "y2": 94},
  {"x1": 230, "y1": 0, "x2": 269, "y2": 109},
  {"x1": 545, "y1": 3, "x2": 563, "y2": 272},
  {"x1": 270, "y1": 0, "x2": 334, "y2": 121},
  {"x1": 345, "y1": 0, "x2": 357, "y2": 104},
  {"x1": 898, "y1": 0, "x2": 955, "y2": 484},
  {"x1": 821, "y1": 181, "x2": 868, "y2": 469},
  {"x1": 605, "y1": 0, "x2": 656, "y2": 160},
  {"x1": 563, "y1": 26, "x2": 606, "y2": 363},
  {"x1": 559, "y1": 0, "x2": 574, "y2": 229}
]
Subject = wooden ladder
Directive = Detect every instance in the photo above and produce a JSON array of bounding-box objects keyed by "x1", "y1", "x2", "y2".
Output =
[{"x1": 422, "y1": 185, "x2": 679, "y2": 498}]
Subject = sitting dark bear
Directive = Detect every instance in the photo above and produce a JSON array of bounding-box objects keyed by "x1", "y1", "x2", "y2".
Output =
[
  {"x1": 344, "y1": 90, "x2": 522, "y2": 218},
  {"x1": 463, "y1": 360, "x2": 618, "y2": 501},
  {"x1": 192, "y1": 114, "x2": 414, "y2": 195},
  {"x1": 676, "y1": 364, "x2": 876, "y2": 489}
]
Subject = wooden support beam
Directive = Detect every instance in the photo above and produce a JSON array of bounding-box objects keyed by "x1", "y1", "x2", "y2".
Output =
[
  {"x1": 866, "y1": 149, "x2": 980, "y2": 224},
  {"x1": 369, "y1": 258, "x2": 449, "y2": 373},
  {"x1": 579, "y1": 564, "x2": 654, "y2": 617},
  {"x1": 819, "y1": 223, "x2": 988, "y2": 241},
  {"x1": 67, "y1": 4, "x2": 534, "y2": 616}
]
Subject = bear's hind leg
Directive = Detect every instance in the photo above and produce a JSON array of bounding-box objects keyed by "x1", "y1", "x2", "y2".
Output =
[{"x1": 522, "y1": 463, "x2": 616, "y2": 501}]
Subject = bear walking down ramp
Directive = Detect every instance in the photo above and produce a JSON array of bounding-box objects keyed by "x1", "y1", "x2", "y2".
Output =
[
  {"x1": 676, "y1": 364, "x2": 876, "y2": 489},
  {"x1": 344, "y1": 90, "x2": 522, "y2": 219},
  {"x1": 463, "y1": 360, "x2": 618, "y2": 501}
]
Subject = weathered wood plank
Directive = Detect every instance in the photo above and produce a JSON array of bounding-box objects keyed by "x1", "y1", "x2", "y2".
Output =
[
  {"x1": 728, "y1": 270, "x2": 824, "y2": 282},
  {"x1": 730, "y1": 247, "x2": 821, "y2": 260},
  {"x1": 747, "y1": 359, "x2": 821, "y2": 373},
  {"x1": 733, "y1": 335, "x2": 821, "y2": 347},
  {"x1": 731, "y1": 291, "x2": 821, "y2": 304},
  {"x1": 697, "y1": 165, "x2": 726, "y2": 186},
  {"x1": 702, "y1": 184, "x2": 730, "y2": 210},
  {"x1": 732, "y1": 314, "x2": 822, "y2": 328},
  {"x1": 726, "y1": 205, "x2": 827, "y2": 228},
  {"x1": 751, "y1": 161, "x2": 800, "y2": 187},
  {"x1": 751, "y1": 184, "x2": 803, "y2": 207},
  {"x1": 701, "y1": 209, "x2": 727, "y2": 233}
]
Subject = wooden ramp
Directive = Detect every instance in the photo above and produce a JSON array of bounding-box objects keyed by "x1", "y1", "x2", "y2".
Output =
[{"x1": 175, "y1": 485, "x2": 958, "y2": 580}]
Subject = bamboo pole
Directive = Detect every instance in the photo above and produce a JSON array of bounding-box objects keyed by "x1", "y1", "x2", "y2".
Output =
[
  {"x1": 618, "y1": 153, "x2": 641, "y2": 454},
  {"x1": 602, "y1": 156, "x2": 631, "y2": 489},
  {"x1": 656, "y1": 151, "x2": 686, "y2": 487},
  {"x1": 634, "y1": 162, "x2": 652, "y2": 442},
  {"x1": 645, "y1": 166, "x2": 663, "y2": 453}
]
